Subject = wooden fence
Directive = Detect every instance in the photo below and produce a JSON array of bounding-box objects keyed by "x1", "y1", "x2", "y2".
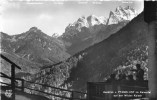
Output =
[{"x1": 0, "y1": 54, "x2": 87, "y2": 100}]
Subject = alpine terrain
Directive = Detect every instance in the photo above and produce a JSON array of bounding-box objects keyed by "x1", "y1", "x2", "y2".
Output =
[
  {"x1": 59, "y1": 6, "x2": 138, "y2": 55},
  {"x1": 27, "y1": 10, "x2": 148, "y2": 98}
]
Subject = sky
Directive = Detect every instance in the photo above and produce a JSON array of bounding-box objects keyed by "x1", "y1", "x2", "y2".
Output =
[{"x1": 0, "y1": 0, "x2": 144, "y2": 36}]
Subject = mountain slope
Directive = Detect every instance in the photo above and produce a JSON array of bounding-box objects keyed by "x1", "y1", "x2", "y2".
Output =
[
  {"x1": 31, "y1": 12, "x2": 148, "y2": 92},
  {"x1": 1, "y1": 27, "x2": 70, "y2": 66}
]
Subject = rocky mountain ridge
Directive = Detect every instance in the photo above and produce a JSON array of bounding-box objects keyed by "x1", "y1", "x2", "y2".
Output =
[
  {"x1": 107, "y1": 6, "x2": 137, "y2": 25},
  {"x1": 60, "y1": 6, "x2": 137, "y2": 55}
]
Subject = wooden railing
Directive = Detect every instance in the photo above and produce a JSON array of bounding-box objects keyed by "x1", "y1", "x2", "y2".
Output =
[
  {"x1": 0, "y1": 54, "x2": 21, "y2": 100},
  {"x1": 0, "y1": 77, "x2": 86, "y2": 100},
  {"x1": 0, "y1": 54, "x2": 87, "y2": 100}
]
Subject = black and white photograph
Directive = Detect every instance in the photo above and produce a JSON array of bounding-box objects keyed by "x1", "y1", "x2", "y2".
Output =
[{"x1": 0, "y1": 0, "x2": 157, "y2": 100}]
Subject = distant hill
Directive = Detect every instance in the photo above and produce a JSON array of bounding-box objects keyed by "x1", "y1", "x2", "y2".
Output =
[{"x1": 0, "y1": 27, "x2": 70, "y2": 66}]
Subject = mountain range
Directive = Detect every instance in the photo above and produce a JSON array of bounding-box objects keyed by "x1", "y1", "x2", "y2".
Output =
[
  {"x1": 59, "y1": 6, "x2": 137, "y2": 55},
  {"x1": 27, "y1": 11, "x2": 148, "y2": 94}
]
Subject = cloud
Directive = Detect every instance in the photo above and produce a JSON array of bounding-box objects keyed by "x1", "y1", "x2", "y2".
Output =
[
  {"x1": 0, "y1": 0, "x2": 20, "y2": 13},
  {"x1": 38, "y1": 14, "x2": 53, "y2": 20}
]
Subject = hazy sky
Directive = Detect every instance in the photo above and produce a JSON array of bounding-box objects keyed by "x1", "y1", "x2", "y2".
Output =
[{"x1": 0, "y1": 0, "x2": 144, "y2": 36}]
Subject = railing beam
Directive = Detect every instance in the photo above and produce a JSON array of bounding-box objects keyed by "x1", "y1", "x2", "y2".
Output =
[{"x1": 0, "y1": 54, "x2": 21, "y2": 69}]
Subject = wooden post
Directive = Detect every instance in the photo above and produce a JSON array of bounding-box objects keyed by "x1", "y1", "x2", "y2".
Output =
[
  {"x1": 70, "y1": 91, "x2": 74, "y2": 100},
  {"x1": 0, "y1": 54, "x2": 21, "y2": 100},
  {"x1": 87, "y1": 82, "x2": 89, "y2": 100},
  {"x1": 11, "y1": 64, "x2": 15, "y2": 100},
  {"x1": 144, "y1": 1, "x2": 157, "y2": 99},
  {"x1": 147, "y1": 21, "x2": 157, "y2": 100},
  {"x1": 21, "y1": 79, "x2": 24, "y2": 92}
]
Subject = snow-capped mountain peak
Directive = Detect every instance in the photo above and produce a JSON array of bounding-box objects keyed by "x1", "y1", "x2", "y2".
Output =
[
  {"x1": 87, "y1": 15, "x2": 107, "y2": 26},
  {"x1": 62, "y1": 6, "x2": 137, "y2": 40},
  {"x1": 63, "y1": 14, "x2": 107, "y2": 36},
  {"x1": 69, "y1": 15, "x2": 107, "y2": 28},
  {"x1": 107, "y1": 6, "x2": 137, "y2": 25}
]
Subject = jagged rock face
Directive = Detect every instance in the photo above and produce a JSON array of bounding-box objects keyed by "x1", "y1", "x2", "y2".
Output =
[
  {"x1": 1, "y1": 27, "x2": 70, "y2": 66},
  {"x1": 63, "y1": 15, "x2": 107, "y2": 37},
  {"x1": 60, "y1": 6, "x2": 137, "y2": 55},
  {"x1": 33, "y1": 12, "x2": 148, "y2": 92},
  {"x1": 61, "y1": 15, "x2": 107, "y2": 41},
  {"x1": 107, "y1": 6, "x2": 137, "y2": 25}
]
